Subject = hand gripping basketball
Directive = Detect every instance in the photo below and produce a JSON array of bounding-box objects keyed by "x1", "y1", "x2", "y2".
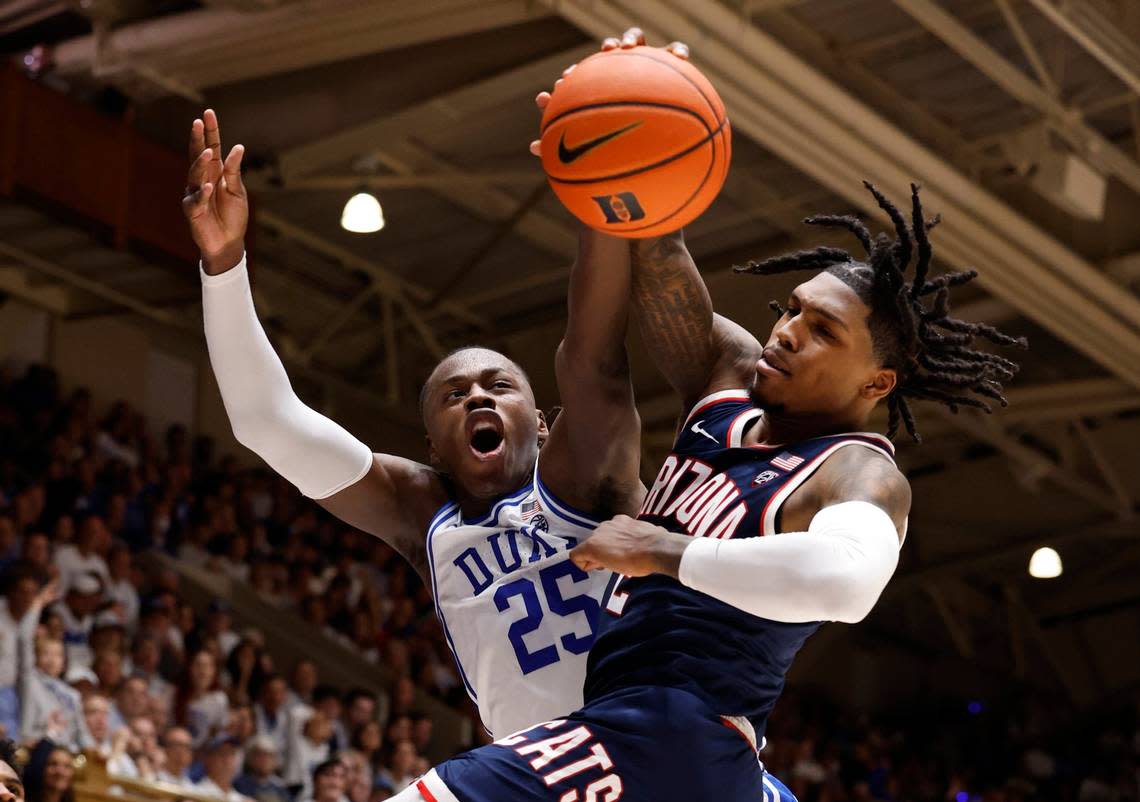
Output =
[{"x1": 531, "y1": 28, "x2": 731, "y2": 238}]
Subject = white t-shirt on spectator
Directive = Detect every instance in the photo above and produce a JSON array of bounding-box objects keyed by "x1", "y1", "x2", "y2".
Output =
[
  {"x1": 54, "y1": 546, "x2": 110, "y2": 594},
  {"x1": 53, "y1": 602, "x2": 94, "y2": 669},
  {"x1": 187, "y1": 690, "x2": 229, "y2": 747},
  {"x1": 107, "y1": 578, "x2": 140, "y2": 629},
  {"x1": 217, "y1": 630, "x2": 241, "y2": 659},
  {"x1": 156, "y1": 768, "x2": 193, "y2": 788},
  {"x1": 95, "y1": 430, "x2": 139, "y2": 469},
  {"x1": 107, "y1": 751, "x2": 139, "y2": 778},
  {"x1": 195, "y1": 777, "x2": 253, "y2": 802},
  {"x1": 0, "y1": 598, "x2": 22, "y2": 688}
]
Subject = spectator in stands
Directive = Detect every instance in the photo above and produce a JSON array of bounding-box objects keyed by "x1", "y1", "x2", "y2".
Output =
[
  {"x1": 374, "y1": 741, "x2": 417, "y2": 796},
  {"x1": 156, "y1": 727, "x2": 193, "y2": 787},
  {"x1": 254, "y1": 675, "x2": 288, "y2": 758},
  {"x1": 205, "y1": 601, "x2": 240, "y2": 659},
  {"x1": 1, "y1": 567, "x2": 40, "y2": 737},
  {"x1": 80, "y1": 694, "x2": 114, "y2": 753},
  {"x1": 349, "y1": 722, "x2": 382, "y2": 775},
  {"x1": 174, "y1": 649, "x2": 226, "y2": 748},
  {"x1": 22, "y1": 742, "x2": 73, "y2": 802},
  {"x1": 17, "y1": 537, "x2": 52, "y2": 586},
  {"x1": 0, "y1": 738, "x2": 24, "y2": 802},
  {"x1": 91, "y1": 649, "x2": 123, "y2": 696},
  {"x1": 233, "y1": 735, "x2": 289, "y2": 802},
  {"x1": 104, "y1": 546, "x2": 138, "y2": 630},
  {"x1": 18, "y1": 582, "x2": 89, "y2": 750},
  {"x1": 284, "y1": 710, "x2": 331, "y2": 798},
  {"x1": 305, "y1": 686, "x2": 346, "y2": 754},
  {"x1": 52, "y1": 574, "x2": 102, "y2": 671},
  {"x1": 409, "y1": 715, "x2": 432, "y2": 758},
  {"x1": 285, "y1": 660, "x2": 318, "y2": 713},
  {"x1": 112, "y1": 716, "x2": 163, "y2": 780},
  {"x1": 0, "y1": 518, "x2": 17, "y2": 572},
  {"x1": 341, "y1": 691, "x2": 377, "y2": 742},
  {"x1": 303, "y1": 759, "x2": 347, "y2": 802},
  {"x1": 52, "y1": 516, "x2": 109, "y2": 594},
  {"x1": 110, "y1": 676, "x2": 149, "y2": 733},
  {"x1": 128, "y1": 635, "x2": 171, "y2": 702},
  {"x1": 335, "y1": 751, "x2": 371, "y2": 802},
  {"x1": 196, "y1": 734, "x2": 250, "y2": 802},
  {"x1": 224, "y1": 640, "x2": 262, "y2": 706}
]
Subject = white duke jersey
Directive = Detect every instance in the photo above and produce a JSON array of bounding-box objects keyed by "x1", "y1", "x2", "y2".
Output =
[{"x1": 425, "y1": 460, "x2": 609, "y2": 738}]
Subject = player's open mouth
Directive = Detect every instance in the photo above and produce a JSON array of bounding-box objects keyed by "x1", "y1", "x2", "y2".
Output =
[
  {"x1": 466, "y1": 411, "x2": 505, "y2": 461},
  {"x1": 470, "y1": 427, "x2": 504, "y2": 459}
]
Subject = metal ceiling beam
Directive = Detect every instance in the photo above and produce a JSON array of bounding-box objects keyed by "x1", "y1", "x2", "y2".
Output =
[
  {"x1": 256, "y1": 209, "x2": 486, "y2": 331},
  {"x1": 891, "y1": 0, "x2": 1140, "y2": 196},
  {"x1": 278, "y1": 44, "x2": 591, "y2": 180},
  {"x1": 262, "y1": 172, "x2": 544, "y2": 192},
  {"x1": 53, "y1": 0, "x2": 554, "y2": 92},
  {"x1": 545, "y1": 0, "x2": 1140, "y2": 392},
  {"x1": 0, "y1": 266, "x2": 71, "y2": 315},
  {"x1": 1025, "y1": 0, "x2": 1140, "y2": 96}
]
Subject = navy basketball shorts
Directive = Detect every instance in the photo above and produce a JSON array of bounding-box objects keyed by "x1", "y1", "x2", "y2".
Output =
[{"x1": 412, "y1": 686, "x2": 798, "y2": 802}]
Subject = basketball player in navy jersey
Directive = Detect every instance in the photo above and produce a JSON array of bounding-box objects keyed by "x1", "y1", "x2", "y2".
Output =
[{"x1": 395, "y1": 38, "x2": 1025, "y2": 801}]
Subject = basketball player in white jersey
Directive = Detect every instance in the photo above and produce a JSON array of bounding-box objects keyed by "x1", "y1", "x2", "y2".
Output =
[{"x1": 181, "y1": 111, "x2": 643, "y2": 738}]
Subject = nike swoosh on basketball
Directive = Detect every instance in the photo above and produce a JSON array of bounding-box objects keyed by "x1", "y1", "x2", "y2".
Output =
[
  {"x1": 557, "y1": 121, "x2": 643, "y2": 164},
  {"x1": 691, "y1": 420, "x2": 719, "y2": 445}
]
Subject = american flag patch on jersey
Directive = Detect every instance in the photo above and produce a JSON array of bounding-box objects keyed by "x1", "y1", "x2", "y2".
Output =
[
  {"x1": 771, "y1": 452, "x2": 805, "y2": 471},
  {"x1": 521, "y1": 499, "x2": 542, "y2": 520}
]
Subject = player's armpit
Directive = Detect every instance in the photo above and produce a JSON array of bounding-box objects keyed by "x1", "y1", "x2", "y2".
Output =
[
  {"x1": 316, "y1": 453, "x2": 442, "y2": 580},
  {"x1": 631, "y1": 232, "x2": 761, "y2": 409}
]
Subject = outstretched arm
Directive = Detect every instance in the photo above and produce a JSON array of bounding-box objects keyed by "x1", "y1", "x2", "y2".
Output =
[
  {"x1": 183, "y1": 111, "x2": 438, "y2": 575},
  {"x1": 572, "y1": 448, "x2": 910, "y2": 623},
  {"x1": 631, "y1": 232, "x2": 762, "y2": 412},
  {"x1": 539, "y1": 227, "x2": 643, "y2": 517}
]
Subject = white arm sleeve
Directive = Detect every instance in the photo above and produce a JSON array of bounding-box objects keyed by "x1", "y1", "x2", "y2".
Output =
[
  {"x1": 201, "y1": 255, "x2": 373, "y2": 499},
  {"x1": 677, "y1": 500, "x2": 901, "y2": 624}
]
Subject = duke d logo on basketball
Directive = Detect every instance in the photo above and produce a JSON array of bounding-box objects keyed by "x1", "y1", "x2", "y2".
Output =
[{"x1": 592, "y1": 192, "x2": 646, "y2": 224}]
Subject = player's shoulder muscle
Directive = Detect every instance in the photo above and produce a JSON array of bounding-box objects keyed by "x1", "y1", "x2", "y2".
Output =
[{"x1": 782, "y1": 445, "x2": 910, "y2": 536}]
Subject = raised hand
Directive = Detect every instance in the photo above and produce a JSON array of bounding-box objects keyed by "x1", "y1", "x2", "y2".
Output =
[
  {"x1": 529, "y1": 28, "x2": 690, "y2": 157},
  {"x1": 182, "y1": 109, "x2": 248, "y2": 274}
]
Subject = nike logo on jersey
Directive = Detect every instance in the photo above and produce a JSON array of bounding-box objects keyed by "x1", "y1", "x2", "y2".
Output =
[
  {"x1": 557, "y1": 122, "x2": 642, "y2": 163},
  {"x1": 690, "y1": 420, "x2": 720, "y2": 445}
]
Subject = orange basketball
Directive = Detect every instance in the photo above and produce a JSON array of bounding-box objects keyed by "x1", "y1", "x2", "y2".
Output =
[{"x1": 539, "y1": 46, "x2": 731, "y2": 238}]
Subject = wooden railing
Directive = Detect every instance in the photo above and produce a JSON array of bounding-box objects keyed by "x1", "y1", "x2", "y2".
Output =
[{"x1": 73, "y1": 750, "x2": 227, "y2": 802}]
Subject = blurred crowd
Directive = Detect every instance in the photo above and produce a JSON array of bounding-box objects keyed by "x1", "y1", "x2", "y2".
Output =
[
  {"x1": 755, "y1": 663, "x2": 1138, "y2": 802},
  {"x1": 3, "y1": 360, "x2": 1137, "y2": 802},
  {"x1": 0, "y1": 363, "x2": 462, "y2": 802}
]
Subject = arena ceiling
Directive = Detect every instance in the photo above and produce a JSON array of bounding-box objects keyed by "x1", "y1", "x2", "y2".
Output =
[{"x1": 2, "y1": 0, "x2": 1139, "y2": 711}]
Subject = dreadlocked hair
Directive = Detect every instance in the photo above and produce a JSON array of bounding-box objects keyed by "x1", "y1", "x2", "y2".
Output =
[{"x1": 733, "y1": 181, "x2": 1028, "y2": 443}]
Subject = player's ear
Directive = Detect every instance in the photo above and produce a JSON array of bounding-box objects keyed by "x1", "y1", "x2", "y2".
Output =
[
  {"x1": 536, "y1": 409, "x2": 550, "y2": 447},
  {"x1": 861, "y1": 368, "x2": 896, "y2": 401},
  {"x1": 425, "y1": 435, "x2": 442, "y2": 468}
]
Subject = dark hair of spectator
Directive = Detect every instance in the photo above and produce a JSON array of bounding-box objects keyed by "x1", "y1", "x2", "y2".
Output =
[
  {"x1": 173, "y1": 649, "x2": 221, "y2": 727},
  {"x1": 311, "y1": 759, "x2": 342, "y2": 783},
  {"x1": 22, "y1": 742, "x2": 74, "y2": 802},
  {"x1": 0, "y1": 739, "x2": 18, "y2": 773}
]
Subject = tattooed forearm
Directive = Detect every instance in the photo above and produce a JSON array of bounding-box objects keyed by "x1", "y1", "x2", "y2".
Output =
[{"x1": 631, "y1": 232, "x2": 719, "y2": 400}]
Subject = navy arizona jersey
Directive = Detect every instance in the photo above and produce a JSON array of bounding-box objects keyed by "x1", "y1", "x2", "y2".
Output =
[{"x1": 584, "y1": 389, "x2": 896, "y2": 740}]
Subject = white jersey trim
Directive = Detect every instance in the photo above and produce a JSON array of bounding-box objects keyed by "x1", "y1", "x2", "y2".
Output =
[
  {"x1": 534, "y1": 462, "x2": 601, "y2": 529},
  {"x1": 681, "y1": 388, "x2": 752, "y2": 429},
  {"x1": 761, "y1": 440, "x2": 896, "y2": 537}
]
